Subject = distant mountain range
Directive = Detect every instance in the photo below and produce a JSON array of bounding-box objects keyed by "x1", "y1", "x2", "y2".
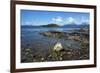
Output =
[
  {"x1": 21, "y1": 23, "x2": 89, "y2": 28},
  {"x1": 62, "y1": 24, "x2": 89, "y2": 28}
]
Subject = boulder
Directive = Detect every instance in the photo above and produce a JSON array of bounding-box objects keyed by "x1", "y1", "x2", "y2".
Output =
[{"x1": 53, "y1": 42, "x2": 63, "y2": 52}]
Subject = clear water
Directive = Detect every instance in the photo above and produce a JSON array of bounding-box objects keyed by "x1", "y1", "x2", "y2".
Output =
[{"x1": 21, "y1": 27, "x2": 81, "y2": 51}]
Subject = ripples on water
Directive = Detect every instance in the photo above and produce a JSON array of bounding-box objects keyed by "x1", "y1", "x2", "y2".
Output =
[{"x1": 21, "y1": 27, "x2": 81, "y2": 51}]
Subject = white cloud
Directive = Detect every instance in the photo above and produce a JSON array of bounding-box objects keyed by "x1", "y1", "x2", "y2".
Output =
[
  {"x1": 68, "y1": 17, "x2": 75, "y2": 23},
  {"x1": 66, "y1": 16, "x2": 89, "y2": 24},
  {"x1": 52, "y1": 16, "x2": 63, "y2": 22},
  {"x1": 66, "y1": 17, "x2": 77, "y2": 24}
]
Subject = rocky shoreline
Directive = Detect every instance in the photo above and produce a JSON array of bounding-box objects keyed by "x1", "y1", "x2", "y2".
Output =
[
  {"x1": 21, "y1": 28, "x2": 89, "y2": 63},
  {"x1": 21, "y1": 44, "x2": 89, "y2": 62},
  {"x1": 40, "y1": 28, "x2": 89, "y2": 43}
]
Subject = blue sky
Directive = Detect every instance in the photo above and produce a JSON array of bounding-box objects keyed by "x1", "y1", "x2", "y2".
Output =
[{"x1": 21, "y1": 10, "x2": 90, "y2": 26}]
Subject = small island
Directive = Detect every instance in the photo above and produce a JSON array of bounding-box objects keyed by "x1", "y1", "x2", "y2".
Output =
[{"x1": 40, "y1": 24, "x2": 60, "y2": 27}]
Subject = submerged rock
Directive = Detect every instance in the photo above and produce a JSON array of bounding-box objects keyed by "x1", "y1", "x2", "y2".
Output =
[
  {"x1": 41, "y1": 32, "x2": 52, "y2": 37},
  {"x1": 40, "y1": 31, "x2": 64, "y2": 38},
  {"x1": 53, "y1": 42, "x2": 63, "y2": 52}
]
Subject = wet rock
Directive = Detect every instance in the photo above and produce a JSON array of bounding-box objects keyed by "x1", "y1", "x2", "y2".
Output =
[
  {"x1": 25, "y1": 52, "x2": 29, "y2": 55},
  {"x1": 67, "y1": 35, "x2": 80, "y2": 41},
  {"x1": 67, "y1": 51, "x2": 71, "y2": 55},
  {"x1": 41, "y1": 32, "x2": 52, "y2": 37},
  {"x1": 48, "y1": 54, "x2": 52, "y2": 58},
  {"x1": 40, "y1": 31, "x2": 64, "y2": 38}
]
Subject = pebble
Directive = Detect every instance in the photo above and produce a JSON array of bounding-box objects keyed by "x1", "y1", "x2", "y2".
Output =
[
  {"x1": 67, "y1": 52, "x2": 71, "y2": 54},
  {"x1": 25, "y1": 48, "x2": 30, "y2": 51},
  {"x1": 60, "y1": 57, "x2": 63, "y2": 60},
  {"x1": 41, "y1": 58, "x2": 45, "y2": 61}
]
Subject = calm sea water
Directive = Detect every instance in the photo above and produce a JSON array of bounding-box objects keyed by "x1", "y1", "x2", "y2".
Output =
[{"x1": 21, "y1": 27, "x2": 81, "y2": 50}]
